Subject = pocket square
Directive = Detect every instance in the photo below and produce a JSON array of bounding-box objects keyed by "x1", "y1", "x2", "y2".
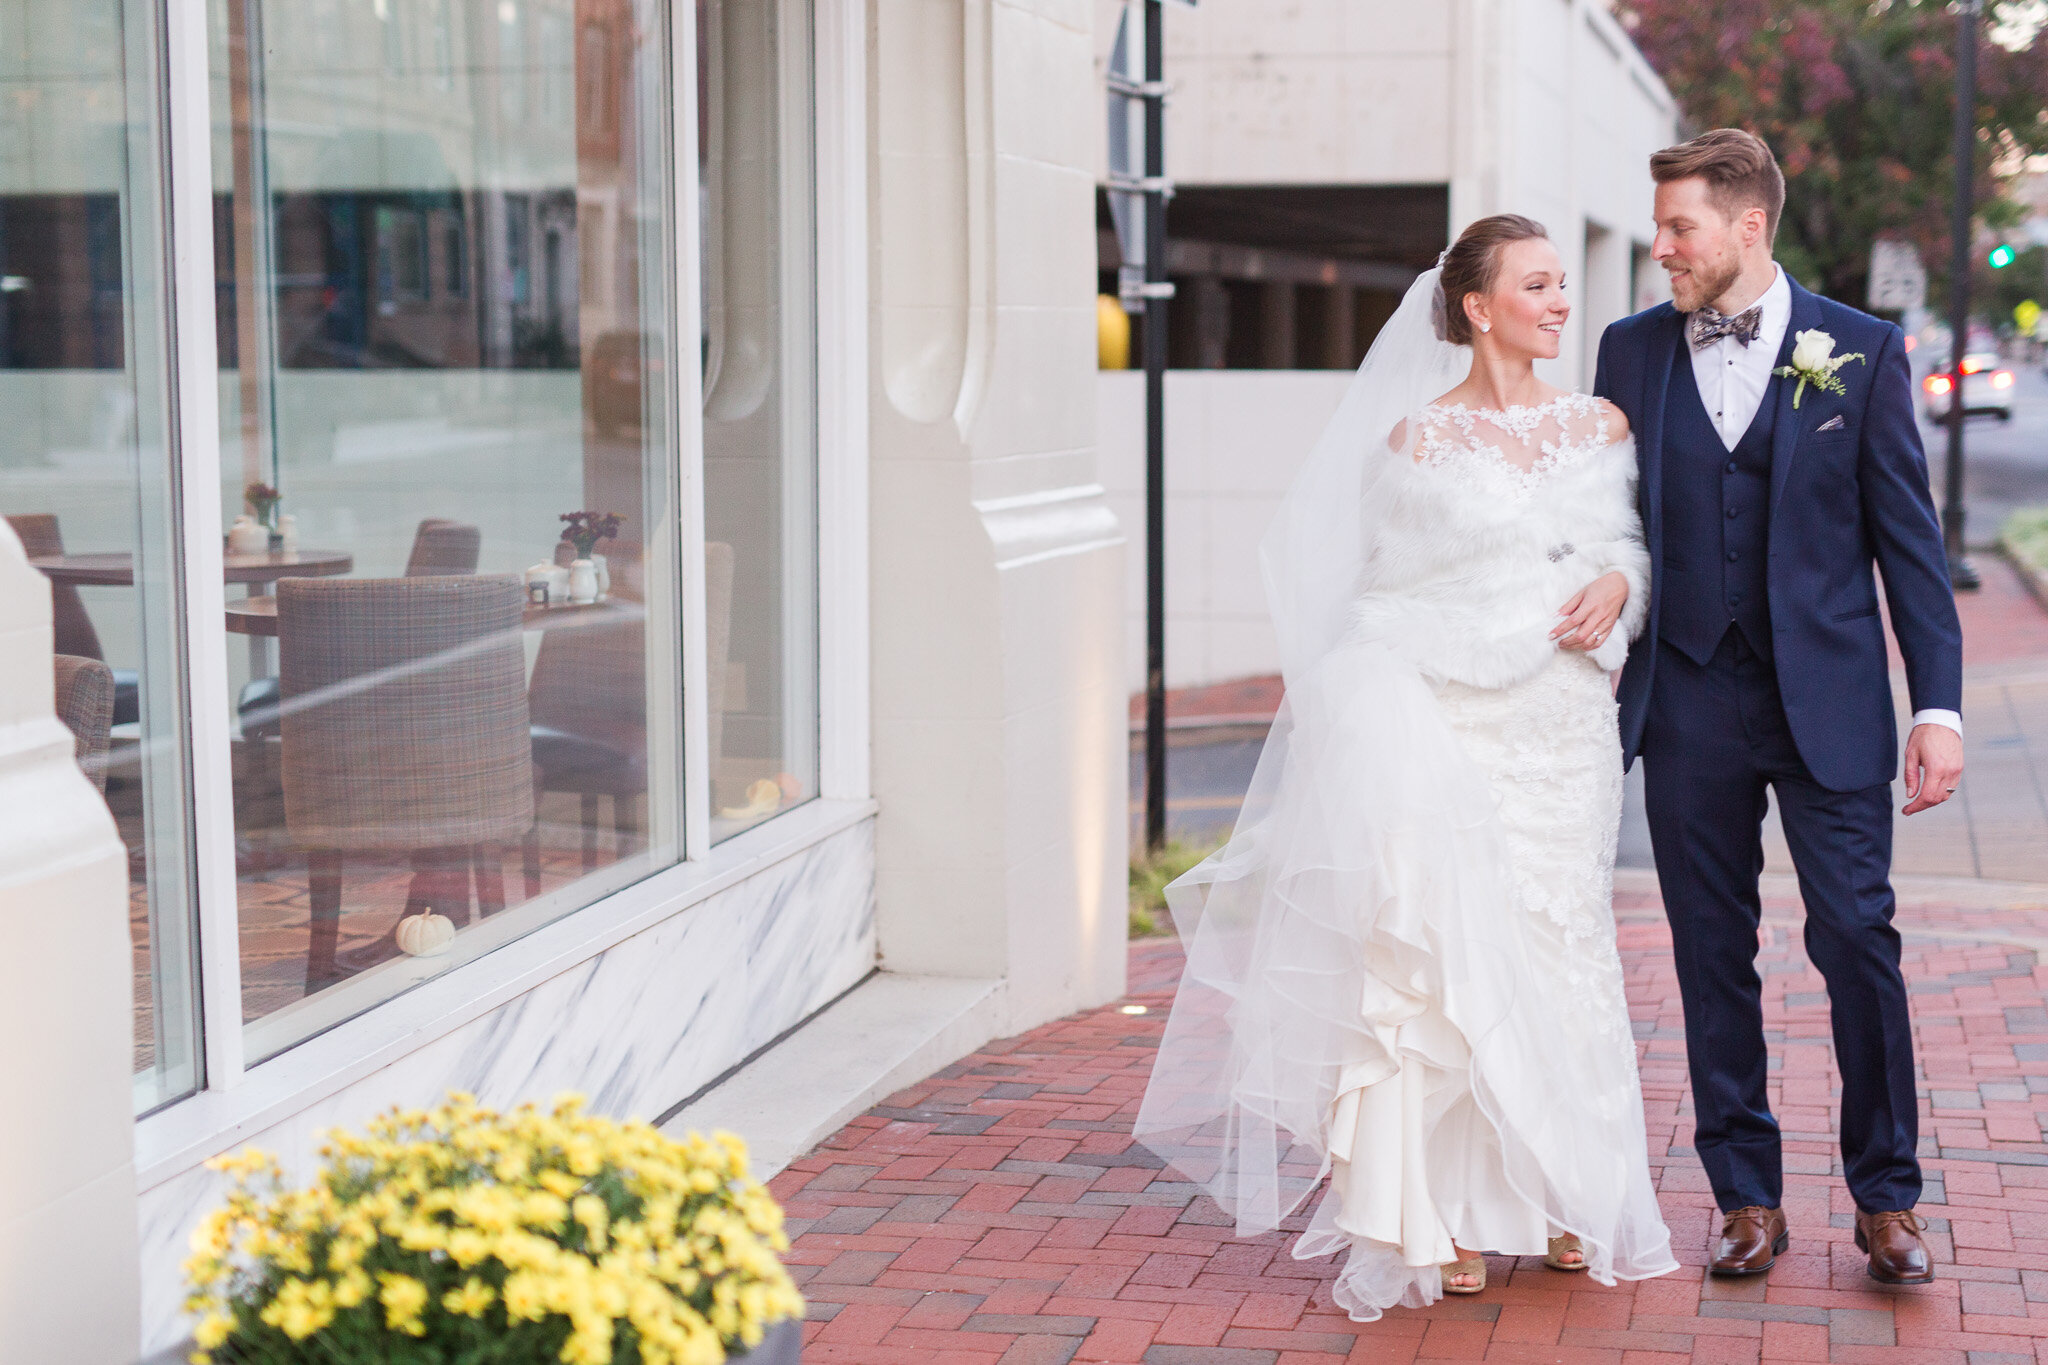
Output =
[{"x1": 1814, "y1": 414, "x2": 1847, "y2": 432}]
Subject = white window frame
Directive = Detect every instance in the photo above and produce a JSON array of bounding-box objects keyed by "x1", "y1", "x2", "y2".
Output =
[{"x1": 134, "y1": 0, "x2": 870, "y2": 1185}]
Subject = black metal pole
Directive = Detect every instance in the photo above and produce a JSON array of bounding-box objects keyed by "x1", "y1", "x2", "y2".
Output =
[
  {"x1": 1944, "y1": 0, "x2": 1982, "y2": 590},
  {"x1": 1142, "y1": 0, "x2": 1169, "y2": 853}
]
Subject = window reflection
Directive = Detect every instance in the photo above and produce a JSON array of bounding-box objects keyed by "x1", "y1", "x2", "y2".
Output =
[
  {"x1": 213, "y1": 0, "x2": 683, "y2": 1060},
  {"x1": 0, "y1": 0, "x2": 202, "y2": 1111},
  {"x1": 699, "y1": 0, "x2": 818, "y2": 840}
]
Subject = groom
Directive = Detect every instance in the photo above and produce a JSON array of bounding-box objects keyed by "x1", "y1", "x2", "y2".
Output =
[{"x1": 1595, "y1": 129, "x2": 1964, "y2": 1286}]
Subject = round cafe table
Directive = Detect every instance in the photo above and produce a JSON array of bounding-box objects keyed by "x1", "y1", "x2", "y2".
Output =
[
  {"x1": 224, "y1": 593, "x2": 628, "y2": 637},
  {"x1": 28, "y1": 548, "x2": 353, "y2": 587},
  {"x1": 30, "y1": 549, "x2": 354, "y2": 682}
]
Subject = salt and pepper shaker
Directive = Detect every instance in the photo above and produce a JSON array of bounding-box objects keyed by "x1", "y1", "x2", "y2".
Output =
[
  {"x1": 227, "y1": 515, "x2": 268, "y2": 555},
  {"x1": 525, "y1": 562, "x2": 556, "y2": 606}
]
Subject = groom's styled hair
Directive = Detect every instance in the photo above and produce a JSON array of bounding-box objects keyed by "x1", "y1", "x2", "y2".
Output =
[{"x1": 1650, "y1": 128, "x2": 1785, "y2": 244}]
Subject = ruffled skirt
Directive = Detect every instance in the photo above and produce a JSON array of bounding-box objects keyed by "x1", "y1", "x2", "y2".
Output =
[{"x1": 1133, "y1": 640, "x2": 1676, "y2": 1320}]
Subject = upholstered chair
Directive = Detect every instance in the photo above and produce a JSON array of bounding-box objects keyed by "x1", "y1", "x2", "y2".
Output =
[
  {"x1": 9, "y1": 514, "x2": 139, "y2": 727},
  {"x1": 276, "y1": 575, "x2": 533, "y2": 992},
  {"x1": 53, "y1": 654, "x2": 114, "y2": 794},
  {"x1": 241, "y1": 517, "x2": 482, "y2": 774}
]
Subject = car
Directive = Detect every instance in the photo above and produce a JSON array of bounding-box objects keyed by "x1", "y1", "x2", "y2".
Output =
[{"x1": 1921, "y1": 351, "x2": 2014, "y2": 422}]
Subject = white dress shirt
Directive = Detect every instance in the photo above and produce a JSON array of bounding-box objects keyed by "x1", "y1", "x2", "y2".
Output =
[
  {"x1": 1689, "y1": 264, "x2": 1792, "y2": 451},
  {"x1": 1683, "y1": 264, "x2": 1962, "y2": 742}
]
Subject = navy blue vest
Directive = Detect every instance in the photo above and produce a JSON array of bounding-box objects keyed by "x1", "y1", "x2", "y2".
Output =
[{"x1": 1660, "y1": 335, "x2": 1776, "y2": 665}]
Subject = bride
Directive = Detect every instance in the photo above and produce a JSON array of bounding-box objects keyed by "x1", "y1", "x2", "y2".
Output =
[{"x1": 1133, "y1": 213, "x2": 1678, "y2": 1318}]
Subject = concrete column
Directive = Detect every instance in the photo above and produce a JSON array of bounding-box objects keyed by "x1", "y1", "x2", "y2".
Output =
[
  {"x1": 1259, "y1": 281, "x2": 1296, "y2": 368},
  {"x1": 1322, "y1": 282, "x2": 1357, "y2": 369},
  {"x1": 0, "y1": 524, "x2": 139, "y2": 1360},
  {"x1": 1190, "y1": 276, "x2": 1230, "y2": 369},
  {"x1": 869, "y1": 0, "x2": 1126, "y2": 1034}
]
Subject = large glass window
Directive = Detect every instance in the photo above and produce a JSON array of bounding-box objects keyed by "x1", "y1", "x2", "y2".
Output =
[
  {"x1": 699, "y1": 0, "x2": 817, "y2": 841},
  {"x1": 211, "y1": 0, "x2": 684, "y2": 1060},
  {"x1": 0, "y1": 0, "x2": 203, "y2": 1110}
]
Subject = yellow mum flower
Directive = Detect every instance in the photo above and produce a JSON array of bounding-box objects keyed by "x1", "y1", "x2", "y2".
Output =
[
  {"x1": 502, "y1": 1270, "x2": 548, "y2": 1322},
  {"x1": 192, "y1": 1312, "x2": 233, "y2": 1349},
  {"x1": 377, "y1": 1273, "x2": 430, "y2": 1336},
  {"x1": 443, "y1": 1278, "x2": 496, "y2": 1317}
]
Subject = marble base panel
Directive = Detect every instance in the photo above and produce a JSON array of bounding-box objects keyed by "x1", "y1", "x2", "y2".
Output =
[{"x1": 136, "y1": 818, "x2": 876, "y2": 1353}]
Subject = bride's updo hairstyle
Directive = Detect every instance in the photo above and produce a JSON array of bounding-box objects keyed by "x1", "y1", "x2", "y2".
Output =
[{"x1": 1432, "y1": 214, "x2": 1550, "y2": 345}]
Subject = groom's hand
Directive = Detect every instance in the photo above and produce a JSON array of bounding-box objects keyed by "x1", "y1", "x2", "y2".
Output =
[{"x1": 1901, "y1": 723, "x2": 1965, "y2": 815}]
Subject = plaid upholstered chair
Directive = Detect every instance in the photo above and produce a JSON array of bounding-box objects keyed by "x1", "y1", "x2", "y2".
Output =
[
  {"x1": 524, "y1": 611, "x2": 647, "y2": 887},
  {"x1": 519, "y1": 543, "x2": 731, "y2": 894},
  {"x1": 403, "y1": 518, "x2": 483, "y2": 577},
  {"x1": 9, "y1": 514, "x2": 140, "y2": 727},
  {"x1": 53, "y1": 654, "x2": 114, "y2": 794},
  {"x1": 240, "y1": 517, "x2": 483, "y2": 771},
  {"x1": 276, "y1": 575, "x2": 533, "y2": 992}
]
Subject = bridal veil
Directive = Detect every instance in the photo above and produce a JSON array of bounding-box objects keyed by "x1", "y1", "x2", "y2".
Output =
[{"x1": 1131, "y1": 268, "x2": 1676, "y2": 1317}]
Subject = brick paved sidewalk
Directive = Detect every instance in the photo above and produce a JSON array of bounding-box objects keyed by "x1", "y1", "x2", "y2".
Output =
[{"x1": 773, "y1": 877, "x2": 2048, "y2": 1364}]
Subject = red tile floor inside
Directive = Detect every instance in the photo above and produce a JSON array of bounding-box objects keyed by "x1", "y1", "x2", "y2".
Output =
[
  {"x1": 124, "y1": 792, "x2": 635, "y2": 1071},
  {"x1": 773, "y1": 881, "x2": 2048, "y2": 1364}
]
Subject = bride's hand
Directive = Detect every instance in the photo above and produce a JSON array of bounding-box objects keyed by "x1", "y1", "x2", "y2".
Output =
[{"x1": 1553, "y1": 571, "x2": 1629, "y2": 652}]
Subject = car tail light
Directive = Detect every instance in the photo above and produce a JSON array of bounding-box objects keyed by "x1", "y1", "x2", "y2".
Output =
[
  {"x1": 1903, "y1": 335, "x2": 1917, "y2": 352},
  {"x1": 1925, "y1": 374, "x2": 1954, "y2": 395},
  {"x1": 1992, "y1": 370, "x2": 2015, "y2": 389},
  {"x1": 1961, "y1": 356, "x2": 1988, "y2": 374}
]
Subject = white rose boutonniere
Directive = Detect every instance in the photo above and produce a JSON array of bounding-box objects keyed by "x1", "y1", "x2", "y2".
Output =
[{"x1": 1775, "y1": 328, "x2": 1866, "y2": 408}]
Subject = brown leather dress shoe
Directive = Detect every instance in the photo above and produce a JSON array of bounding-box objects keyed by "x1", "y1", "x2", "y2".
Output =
[
  {"x1": 1710, "y1": 1205, "x2": 1787, "y2": 1276},
  {"x1": 1855, "y1": 1209, "x2": 1934, "y2": 1285}
]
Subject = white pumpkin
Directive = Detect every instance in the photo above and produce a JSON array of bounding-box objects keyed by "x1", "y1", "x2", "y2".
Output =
[{"x1": 395, "y1": 912, "x2": 456, "y2": 957}]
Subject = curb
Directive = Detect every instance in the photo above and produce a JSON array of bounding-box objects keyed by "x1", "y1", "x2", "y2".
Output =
[{"x1": 2003, "y1": 538, "x2": 2048, "y2": 613}]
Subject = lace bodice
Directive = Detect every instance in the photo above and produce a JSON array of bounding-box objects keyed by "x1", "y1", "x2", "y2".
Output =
[
  {"x1": 1349, "y1": 390, "x2": 1651, "y2": 688},
  {"x1": 1409, "y1": 391, "x2": 1618, "y2": 498}
]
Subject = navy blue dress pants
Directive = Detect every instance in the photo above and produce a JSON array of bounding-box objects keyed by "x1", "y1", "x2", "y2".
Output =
[{"x1": 1640, "y1": 632, "x2": 1921, "y2": 1214}]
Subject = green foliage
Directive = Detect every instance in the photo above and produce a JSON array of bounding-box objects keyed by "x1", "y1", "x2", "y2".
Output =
[
  {"x1": 1615, "y1": 0, "x2": 2048, "y2": 313},
  {"x1": 1128, "y1": 839, "x2": 1220, "y2": 937},
  {"x1": 2005, "y1": 505, "x2": 2048, "y2": 576}
]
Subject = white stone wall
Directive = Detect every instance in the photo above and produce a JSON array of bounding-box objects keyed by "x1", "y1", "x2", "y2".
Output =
[
  {"x1": 1094, "y1": 0, "x2": 1678, "y2": 690},
  {"x1": 1095, "y1": 0, "x2": 1676, "y2": 385},
  {"x1": 0, "y1": 523, "x2": 139, "y2": 1363},
  {"x1": 869, "y1": 0, "x2": 1128, "y2": 1029},
  {"x1": 1099, "y1": 370, "x2": 1350, "y2": 690}
]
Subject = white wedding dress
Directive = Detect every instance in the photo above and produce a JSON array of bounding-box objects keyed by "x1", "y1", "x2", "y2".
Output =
[{"x1": 1133, "y1": 272, "x2": 1678, "y2": 1321}]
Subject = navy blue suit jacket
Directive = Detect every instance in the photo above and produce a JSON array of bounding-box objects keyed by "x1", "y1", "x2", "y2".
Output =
[{"x1": 1593, "y1": 274, "x2": 1963, "y2": 793}]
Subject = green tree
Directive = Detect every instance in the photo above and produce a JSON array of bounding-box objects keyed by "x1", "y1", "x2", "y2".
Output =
[{"x1": 1614, "y1": 0, "x2": 2048, "y2": 314}]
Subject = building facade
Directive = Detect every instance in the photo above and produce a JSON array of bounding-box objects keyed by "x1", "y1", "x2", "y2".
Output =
[
  {"x1": 0, "y1": 0, "x2": 1125, "y2": 1355},
  {"x1": 1096, "y1": 0, "x2": 1678, "y2": 689}
]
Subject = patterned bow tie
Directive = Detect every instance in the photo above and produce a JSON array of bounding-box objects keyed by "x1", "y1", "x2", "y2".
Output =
[{"x1": 1689, "y1": 304, "x2": 1763, "y2": 350}]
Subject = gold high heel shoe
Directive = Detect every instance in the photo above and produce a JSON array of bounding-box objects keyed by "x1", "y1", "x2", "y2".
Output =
[
  {"x1": 1442, "y1": 1253, "x2": 1487, "y2": 1294},
  {"x1": 1545, "y1": 1234, "x2": 1588, "y2": 1272}
]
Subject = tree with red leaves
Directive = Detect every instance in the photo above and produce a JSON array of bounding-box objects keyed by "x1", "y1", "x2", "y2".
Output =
[{"x1": 1616, "y1": 0, "x2": 2048, "y2": 312}]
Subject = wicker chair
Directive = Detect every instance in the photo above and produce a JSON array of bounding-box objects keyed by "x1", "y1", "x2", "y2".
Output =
[
  {"x1": 520, "y1": 543, "x2": 731, "y2": 893},
  {"x1": 404, "y1": 518, "x2": 483, "y2": 577},
  {"x1": 9, "y1": 514, "x2": 139, "y2": 727},
  {"x1": 277, "y1": 575, "x2": 533, "y2": 992},
  {"x1": 53, "y1": 654, "x2": 114, "y2": 793},
  {"x1": 240, "y1": 517, "x2": 481, "y2": 761}
]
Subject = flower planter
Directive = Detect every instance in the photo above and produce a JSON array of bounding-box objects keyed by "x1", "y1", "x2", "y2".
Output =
[
  {"x1": 739, "y1": 1316, "x2": 804, "y2": 1364},
  {"x1": 140, "y1": 1318, "x2": 802, "y2": 1365},
  {"x1": 180, "y1": 1095, "x2": 805, "y2": 1365}
]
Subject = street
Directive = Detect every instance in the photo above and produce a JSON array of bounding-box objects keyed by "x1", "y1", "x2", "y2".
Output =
[{"x1": 1926, "y1": 354, "x2": 2048, "y2": 548}]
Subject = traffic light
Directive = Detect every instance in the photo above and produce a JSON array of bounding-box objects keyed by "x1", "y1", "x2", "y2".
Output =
[{"x1": 1989, "y1": 243, "x2": 2017, "y2": 268}]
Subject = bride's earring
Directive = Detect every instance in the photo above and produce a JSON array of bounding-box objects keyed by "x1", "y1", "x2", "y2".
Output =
[{"x1": 1479, "y1": 322, "x2": 1490, "y2": 333}]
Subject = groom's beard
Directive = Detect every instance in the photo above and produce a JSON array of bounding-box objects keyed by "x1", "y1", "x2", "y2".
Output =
[{"x1": 1668, "y1": 251, "x2": 1742, "y2": 314}]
